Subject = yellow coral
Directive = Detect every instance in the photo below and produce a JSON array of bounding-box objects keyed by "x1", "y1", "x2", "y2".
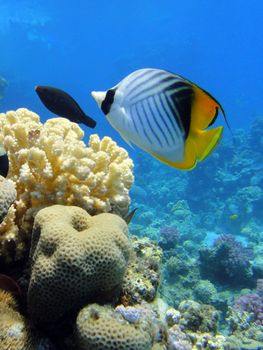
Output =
[
  {"x1": 0, "y1": 290, "x2": 34, "y2": 350},
  {"x1": 0, "y1": 108, "x2": 134, "y2": 262}
]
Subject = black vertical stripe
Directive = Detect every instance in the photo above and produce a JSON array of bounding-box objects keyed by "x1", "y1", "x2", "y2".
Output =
[
  {"x1": 154, "y1": 94, "x2": 176, "y2": 145},
  {"x1": 134, "y1": 103, "x2": 153, "y2": 145},
  {"x1": 170, "y1": 86, "x2": 193, "y2": 138},
  {"x1": 160, "y1": 93, "x2": 181, "y2": 139},
  {"x1": 147, "y1": 96, "x2": 170, "y2": 146},
  {"x1": 126, "y1": 70, "x2": 162, "y2": 97},
  {"x1": 129, "y1": 105, "x2": 140, "y2": 134},
  {"x1": 140, "y1": 101, "x2": 163, "y2": 147},
  {"x1": 129, "y1": 75, "x2": 181, "y2": 102}
]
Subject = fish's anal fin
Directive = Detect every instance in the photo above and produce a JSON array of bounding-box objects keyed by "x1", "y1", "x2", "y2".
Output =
[
  {"x1": 191, "y1": 126, "x2": 223, "y2": 161},
  {"x1": 191, "y1": 85, "x2": 223, "y2": 130},
  {"x1": 148, "y1": 126, "x2": 223, "y2": 171},
  {"x1": 148, "y1": 140, "x2": 197, "y2": 171}
]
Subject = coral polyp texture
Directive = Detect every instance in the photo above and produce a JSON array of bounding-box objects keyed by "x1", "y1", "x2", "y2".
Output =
[
  {"x1": 75, "y1": 304, "x2": 153, "y2": 350},
  {"x1": 0, "y1": 108, "x2": 134, "y2": 262},
  {"x1": 0, "y1": 290, "x2": 33, "y2": 350},
  {"x1": 27, "y1": 205, "x2": 131, "y2": 325},
  {"x1": 0, "y1": 176, "x2": 16, "y2": 223}
]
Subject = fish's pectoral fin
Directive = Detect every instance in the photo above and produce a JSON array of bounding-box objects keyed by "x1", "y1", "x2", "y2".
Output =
[{"x1": 191, "y1": 85, "x2": 225, "y2": 130}]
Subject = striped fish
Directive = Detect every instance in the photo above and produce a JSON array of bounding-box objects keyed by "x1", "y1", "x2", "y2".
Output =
[{"x1": 91, "y1": 68, "x2": 227, "y2": 170}]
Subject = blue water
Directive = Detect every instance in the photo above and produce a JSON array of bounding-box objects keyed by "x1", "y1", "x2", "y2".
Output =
[{"x1": 1, "y1": 0, "x2": 263, "y2": 144}]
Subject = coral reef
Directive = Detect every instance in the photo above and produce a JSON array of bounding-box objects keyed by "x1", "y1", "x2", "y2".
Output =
[
  {"x1": 120, "y1": 236, "x2": 162, "y2": 305},
  {"x1": 1, "y1": 107, "x2": 263, "y2": 348},
  {"x1": 199, "y1": 234, "x2": 254, "y2": 286},
  {"x1": 0, "y1": 290, "x2": 33, "y2": 350},
  {"x1": 177, "y1": 300, "x2": 219, "y2": 334},
  {"x1": 193, "y1": 279, "x2": 217, "y2": 304},
  {"x1": 158, "y1": 225, "x2": 179, "y2": 253},
  {"x1": 227, "y1": 292, "x2": 263, "y2": 342},
  {"x1": 27, "y1": 205, "x2": 130, "y2": 325},
  {"x1": 74, "y1": 303, "x2": 153, "y2": 350},
  {"x1": 0, "y1": 108, "x2": 134, "y2": 263}
]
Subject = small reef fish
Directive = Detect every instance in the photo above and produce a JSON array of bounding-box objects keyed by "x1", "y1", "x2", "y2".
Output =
[
  {"x1": 0, "y1": 144, "x2": 9, "y2": 177},
  {"x1": 124, "y1": 208, "x2": 138, "y2": 224},
  {"x1": 35, "y1": 86, "x2": 97, "y2": 128},
  {"x1": 92, "y1": 68, "x2": 228, "y2": 170},
  {"x1": 229, "y1": 214, "x2": 238, "y2": 220}
]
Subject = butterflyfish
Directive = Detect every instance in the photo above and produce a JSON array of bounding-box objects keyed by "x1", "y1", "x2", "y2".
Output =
[
  {"x1": 35, "y1": 86, "x2": 96, "y2": 128},
  {"x1": 92, "y1": 68, "x2": 228, "y2": 170},
  {"x1": 0, "y1": 144, "x2": 9, "y2": 177}
]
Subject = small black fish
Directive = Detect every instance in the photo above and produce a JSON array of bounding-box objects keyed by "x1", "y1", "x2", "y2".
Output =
[
  {"x1": 124, "y1": 208, "x2": 138, "y2": 224},
  {"x1": 35, "y1": 86, "x2": 96, "y2": 128},
  {"x1": 0, "y1": 146, "x2": 9, "y2": 177}
]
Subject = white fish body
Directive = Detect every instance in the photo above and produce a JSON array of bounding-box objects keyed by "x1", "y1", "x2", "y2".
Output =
[{"x1": 92, "y1": 69, "x2": 187, "y2": 163}]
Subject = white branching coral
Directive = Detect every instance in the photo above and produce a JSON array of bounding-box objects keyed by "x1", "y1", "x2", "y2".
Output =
[{"x1": 0, "y1": 108, "x2": 134, "y2": 262}]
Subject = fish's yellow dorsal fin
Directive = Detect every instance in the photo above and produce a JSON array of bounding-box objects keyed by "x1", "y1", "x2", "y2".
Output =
[{"x1": 191, "y1": 85, "x2": 223, "y2": 130}]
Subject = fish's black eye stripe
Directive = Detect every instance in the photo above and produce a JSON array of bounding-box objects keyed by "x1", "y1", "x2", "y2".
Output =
[
  {"x1": 134, "y1": 103, "x2": 153, "y2": 145},
  {"x1": 147, "y1": 96, "x2": 170, "y2": 147},
  {"x1": 140, "y1": 100, "x2": 163, "y2": 147},
  {"x1": 101, "y1": 88, "x2": 116, "y2": 115}
]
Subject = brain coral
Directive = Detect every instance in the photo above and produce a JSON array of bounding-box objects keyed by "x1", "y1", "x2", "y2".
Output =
[
  {"x1": 0, "y1": 108, "x2": 134, "y2": 262},
  {"x1": 75, "y1": 303, "x2": 153, "y2": 350},
  {"x1": 0, "y1": 177, "x2": 19, "y2": 263},
  {"x1": 27, "y1": 205, "x2": 131, "y2": 325}
]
